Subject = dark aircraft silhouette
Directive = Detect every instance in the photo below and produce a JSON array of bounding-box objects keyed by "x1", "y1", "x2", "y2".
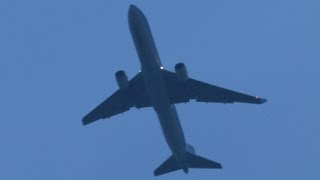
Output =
[{"x1": 82, "y1": 5, "x2": 267, "y2": 176}]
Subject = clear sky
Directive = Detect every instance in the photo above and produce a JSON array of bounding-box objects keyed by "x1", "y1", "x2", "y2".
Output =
[{"x1": 1, "y1": 0, "x2": 319, "y2": 179}]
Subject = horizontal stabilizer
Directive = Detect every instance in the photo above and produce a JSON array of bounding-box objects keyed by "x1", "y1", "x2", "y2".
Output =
[
  {"x1": 154, "y1": 155, "x2": 180, "y2": 176},
  {"x1": 186, "y1": 152, "x2": 222, "y2": 169},
  {"x1": 154, "y1": 152, "x2": 222, "y2": 176}
]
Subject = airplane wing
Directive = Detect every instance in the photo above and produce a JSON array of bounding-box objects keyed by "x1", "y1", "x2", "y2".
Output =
[
  {"x1": 162, "y1": 70, "x2": 266, "y2": 104},
  {"x1": 82, "y1": 73, "x2": 151, "y2": 125}
]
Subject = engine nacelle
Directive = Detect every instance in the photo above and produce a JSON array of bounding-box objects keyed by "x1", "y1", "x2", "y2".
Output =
[
  {"x1": 175, "y1": 63, "x2": 188, "y2": 82},
  {"x1": 115, "y1": 70, "x2": 129, "y2": 89}
]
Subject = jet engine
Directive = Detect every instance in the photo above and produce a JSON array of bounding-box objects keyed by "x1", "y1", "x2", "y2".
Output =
[
  {"x1": 115, "y1": 70, "x2": 129, "y2": 89},
  {"x1": 175, "y1": 63, "x2": 188, "y2": 82}
]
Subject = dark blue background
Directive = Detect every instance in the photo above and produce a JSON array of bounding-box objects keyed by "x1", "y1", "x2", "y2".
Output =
[{"x1": 1, "y1": 0, "x2": 319, "y2": 179}]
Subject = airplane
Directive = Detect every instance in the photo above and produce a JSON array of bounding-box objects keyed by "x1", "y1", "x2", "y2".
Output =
[{"x1": 82, "y1": 4, "x2": 267, "y2": 176}]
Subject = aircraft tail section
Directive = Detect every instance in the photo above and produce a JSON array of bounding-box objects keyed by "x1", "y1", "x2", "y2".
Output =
[
  {"x1": 154, "y1": 152, "x2": 222, "y2": 176},
  {"x1": 154, "y1": 155, "x2": 180, "y2": 176},
  {"x1": 186, "y1": 152, "x2": 222, "y2": 169}
]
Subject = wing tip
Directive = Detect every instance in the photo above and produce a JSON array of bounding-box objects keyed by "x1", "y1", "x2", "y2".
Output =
[
  {"x1": 82, "y1": 116, "x2": 92, "y2": 126},
  {"x1": 256, "y1": 97, "x2": 267, "y2": 104}
]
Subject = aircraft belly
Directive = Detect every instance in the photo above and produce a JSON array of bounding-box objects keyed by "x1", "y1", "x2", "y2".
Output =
[
  {"x1": 142, "y1": 68, "x2": 187, "y2": 160},
  {"x1": 157, "y1": 106, "x2": 187, "y2": 156},
  {"x1": 130, "y1": 4, "x2": 187, "y2": 164}
]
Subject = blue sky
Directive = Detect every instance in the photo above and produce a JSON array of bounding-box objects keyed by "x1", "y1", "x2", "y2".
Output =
[{"x1": 0, "y1": 0, "x2": 319, "y2": 179}]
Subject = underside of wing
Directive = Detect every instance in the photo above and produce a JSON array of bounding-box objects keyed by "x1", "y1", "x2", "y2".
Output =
[
  {"x1": 82, "y1": 73, "x2": 151, "y2": 125},
  {"x1": 82, "y1": 89, "x2": 133, "y2": 125},
  {"x1": 162, "y1": 70, "x2": 266, "y2": 104},
  {"x1": 188, "y1": 78, "x2": 267, "y2": 104}
]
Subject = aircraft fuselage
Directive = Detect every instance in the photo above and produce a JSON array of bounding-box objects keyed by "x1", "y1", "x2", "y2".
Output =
[{"x1": 128, "y1": 5, "x2": 188, "y2": 170}]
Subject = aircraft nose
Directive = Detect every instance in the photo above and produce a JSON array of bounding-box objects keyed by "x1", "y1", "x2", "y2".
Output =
[
  {"x1": 129, "y1": 4, "x2": 140, "y2": 16},
  {"x1": 128, "y1": 4, "x2": 145, "y2": 29},
  {"x1": 129, "y1": 4, "x2": 137, "y2": 11}
]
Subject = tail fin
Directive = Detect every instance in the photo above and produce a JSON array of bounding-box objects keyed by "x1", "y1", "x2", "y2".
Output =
[{"x1": 153, "y1": 152, "x2": 222, "y2": 176}]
